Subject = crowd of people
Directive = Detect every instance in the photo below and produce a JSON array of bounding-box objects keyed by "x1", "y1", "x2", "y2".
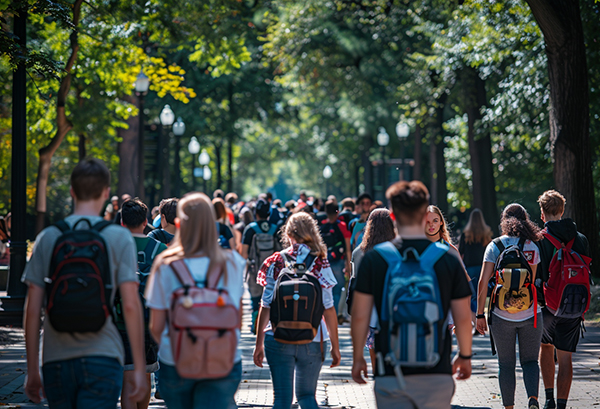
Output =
[{"x1": 19, "y1": 158, "x2": 591, "y2": 409}]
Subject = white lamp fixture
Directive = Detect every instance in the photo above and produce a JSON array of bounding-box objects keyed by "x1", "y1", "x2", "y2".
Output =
[
  {"x1": 396, "y1": 122, "x2": 410, "y2": 139},
  {"x1": 203, "y1": 166, "x2": 212, "y2": 181},
  {"x1": 173, "y1": 117, "x2": 186, "y2": 136},
  {"x1": 188, "y1": 136, "x2": 200, "y2": 155},
  {"x1": 134, "y1": 70, "x2": 150, "y2": 94},
  {"x1": 160, "y1": 104, "x2": 175, "y2": 126},
  {"x1": 323, "y1": 165, "x2": 333, "y2": 179},
  {"x1": 377, "y1": 127, "x2": 390, "y2": 147},
  {"x1": 198, "y1": 149, "x2": 210, "y2": 166}
]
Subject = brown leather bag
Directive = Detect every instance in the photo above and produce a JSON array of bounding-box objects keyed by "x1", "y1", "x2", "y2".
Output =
[{"x1": 168, "y1": 259, "x2": 239, "y2": 379}]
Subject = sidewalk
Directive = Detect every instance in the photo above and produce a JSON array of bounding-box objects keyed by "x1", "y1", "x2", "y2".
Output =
[{"x1": 2, "y1": 294, "x2": 600, "y2": 408}]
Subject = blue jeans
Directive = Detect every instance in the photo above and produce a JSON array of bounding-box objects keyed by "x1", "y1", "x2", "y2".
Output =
[
  {"x1": 158, "y1": 361, "x2": 242, "y2": 409},
  {"x1": 264, "y1": 335, "x2": 325, "y2": 409},
  {"x1": 42, "y1": 356, "x2": 123, "y2": 409},
  {"x1": 330, "y1": 259, "x2": 345, "y2": 314}
]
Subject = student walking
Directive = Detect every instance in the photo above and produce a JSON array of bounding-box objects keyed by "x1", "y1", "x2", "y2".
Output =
[
  {"x1": 476, "y1": 203, "x2": 543, "y2": 409},
  {"x1": 536, "y1": 190, "x2": 591, "y2": 409},
  {"x1": 148, "y1": 198, "x2": 179, "y2": 245},
  {"x1": 459, "y1": 209, "x2": 493, "y2": 326},
  {"x1": 23, "y1": 158, "x2": 147, "y2": 407},
  {"x1": 253, "y1": 212, "x2": 341, "y2": 409},
  {"x1": 145, "y1": 192, "x2": 245, "y2": 409},
  {"x1": 351, "y1": 181, "x2": 473, "y2": 409}
]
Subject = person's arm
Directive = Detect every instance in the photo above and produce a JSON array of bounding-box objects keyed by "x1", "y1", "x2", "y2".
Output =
[
  {"x1": 344, "y1": 237, "x2": 352, "y2": 277},
  {"x1": 252, "y1": 305, "x2": 271, "y2": 368},
  {"x1": 23, "y1": 284, "x2": 44, "y2": 403},
  {"x1": 241, "y1": 244, "x2": 250, "y2": 260},
  {"x1": 120, "y1": 281, "x2": 148, "y2": 402},
  {"x1": 350, "y1": 291, "x2": 373, "y2": 384},
  {"x1": 450, "y1": 296, "x2": 472, "y2": 380},
  {"x1": 149, "y1": 308, "x2": 167, "y2": 345},
  {"x1": 475, "y1": 262, "x2": 495, "y2": 335},
  {"x1": 323, "y1": 306, "x2": 341, "y2": 367}
]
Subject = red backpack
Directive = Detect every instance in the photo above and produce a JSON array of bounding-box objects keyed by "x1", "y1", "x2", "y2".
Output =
[{"x1": 542, "y1": 232, "x2": 592, "y2": 319}]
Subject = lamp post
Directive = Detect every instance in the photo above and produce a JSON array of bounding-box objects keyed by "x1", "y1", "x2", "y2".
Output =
[
  {"x1": 159, "y1": 105, "x2": 175, "y2": 198},
  {"x1": 377, "y1": 127, "x2": 390, "y2": 192},
  {"x1": 396, "y1": 122, "x2": 410, "y2": 181},
  {"x1": 188, "y1": 136, "x2": 200, "y2": 191},
  {"x1": 323, "y1": 165, "x2": 333, "y2": 197},
  {"x1": 134, "y1": 71, "x2": 150, "y2": 200},
  {"x1": 172, "y1": 117, "x2": 185, "y2": 197},
  {"x1": 199, "y1": 149, "x2": 210, "y2": 193}
]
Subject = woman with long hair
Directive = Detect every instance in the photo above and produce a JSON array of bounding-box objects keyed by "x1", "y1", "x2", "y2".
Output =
[
  {"x1": 253, "y1": 212, "x2": 341, "y2": 409},
  {"x1": 459, "y1": 208, "x2": 493, "y2": 326},
  {"x1": 350, "y1": 208, "x2": 395, "y2": 373},
  {"x1": 145, "y1": 193, "x2": 246, "y2": 409},
  {"x1": 425, "y1": 205, "x2": 454, "y2": 247},
  {"x1": 476, "y1": 203, "x2": 543, "y2": 409},
  {"x1": 213, "y1": 197, "x2": 236, "y2": 250}
]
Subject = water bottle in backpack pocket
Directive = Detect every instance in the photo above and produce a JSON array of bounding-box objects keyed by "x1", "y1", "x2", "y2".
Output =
[
  {"x1": 374, "y1": 242, "x2": 448, "y2": 387},
  {"x1": 45, "y1": 219, "x2": 113, "y2": 333}
]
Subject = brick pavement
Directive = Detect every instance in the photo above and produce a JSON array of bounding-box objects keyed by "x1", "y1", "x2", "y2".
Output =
[{"x1": 2, "y1": 292, "x2": 600, "y2": 408}]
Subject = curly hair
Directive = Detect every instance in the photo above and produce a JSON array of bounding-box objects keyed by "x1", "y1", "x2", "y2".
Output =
[
  {"x1": 360, "y1": 209, "x2": 396, "y2": 252},
  {"x1": 500, "y1": 203, "x2": 542, "y2": 242}
]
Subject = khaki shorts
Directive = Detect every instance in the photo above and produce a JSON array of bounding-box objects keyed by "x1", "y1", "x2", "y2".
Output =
[{"x1": 374, "y1": 373, "x2": 455, "y2": 409}]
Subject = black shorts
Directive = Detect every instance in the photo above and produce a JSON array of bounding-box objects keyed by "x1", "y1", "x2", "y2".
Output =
[{"x1": 541, "y1": 307, "x2": 582, "y2": 352}]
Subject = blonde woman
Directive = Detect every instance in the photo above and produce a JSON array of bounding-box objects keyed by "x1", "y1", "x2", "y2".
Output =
[
  {"x1": 145, "y1": 193, "x2": 246, "y2": 409},
  {"x1": 253, "y1": 212, "x2": 341, "y2": 409}
]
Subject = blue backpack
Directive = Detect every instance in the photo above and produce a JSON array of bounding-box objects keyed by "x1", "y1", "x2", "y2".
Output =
[{"x1": 374, "y1": 241, "x2": 448, "y2": 385}]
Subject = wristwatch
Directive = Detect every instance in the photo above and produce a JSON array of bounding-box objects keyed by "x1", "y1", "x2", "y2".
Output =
[
  {"x1": 476, "y1": 314, "x2": 485, "y2": 319},
  {"x1": 458, "y1": 352, "x2": 472, "y2": 360}
]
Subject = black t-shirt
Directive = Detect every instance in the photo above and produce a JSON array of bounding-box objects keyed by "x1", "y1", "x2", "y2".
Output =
[
  {"x1": 147, "y1": 228, "x2": 174, "y2": 245},
  {"x1": 218, "y1": 222, "x2": 234, "y2": 242},
  {"x1": 458, "y1": 234, "x2": 486, "y2": 268},
  {"x1": 242, "y1": 220, "x2": 277, "y2": 246},
  {"x1": 355, "y1": 238, "x2": 471, "y2": 376}
]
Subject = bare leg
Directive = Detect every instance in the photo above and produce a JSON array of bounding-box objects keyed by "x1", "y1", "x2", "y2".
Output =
[
  {"x1": 556, "y1": 350, "x2": 573, "y2": 400},
  {"x1": 369, "y1": 348, "x2": 377, "y2": 376},
  {"x1": 540, "y1": 343, "x2": 556, "y2": 391},
  {"x1": 121, "y1": 371, "x2": 152, "y2": 409}
]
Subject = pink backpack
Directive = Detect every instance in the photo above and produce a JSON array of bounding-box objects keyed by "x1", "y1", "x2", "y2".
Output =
[{"x1": 168, "y1": 259, "x2": 240, "y2": 379}]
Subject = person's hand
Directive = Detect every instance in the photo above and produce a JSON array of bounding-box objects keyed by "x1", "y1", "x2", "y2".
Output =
[
  {"x1": 476, "y1": 317, "x2": 487, "y2": 335},
  {"x1": 253, "y1": 345, "x2": 264, "y2": 368},
  {"x1": 351, "y1": 356, "x2": 368, "y2": 384},
  {"x1": 330, "y1": 348, "x2": 341, "y2": 368},
  {"x1": 128, "y1": 370, "x2": 148, "y2": 403},
  {"x1": 452, "y1": 355, "x2": 472, "y2": 380},
  {"x1": 24, "y1": 372, "x2": 45, "y2": 404}
]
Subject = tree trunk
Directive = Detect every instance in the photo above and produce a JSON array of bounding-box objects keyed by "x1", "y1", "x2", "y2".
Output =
[
  {"x1": 413, "y1": 123, "x2": 422, "y2": 181},
  {"x1": 227, "y1": 82, "x2": 235, "y2": 193},
  {"x1": 214, "y1": 141, "x2": 222, "y2": 191},
  {"x1": 431, "y1": 99, "x2": 448, "y2": 214},
  {"x1": 464, "y1": 68, "x2": 499, "y2": 234},
  {"x1": 78, "y1": 133, "x2": 86, "y2": 160},
  {"x1": 525, "y1": 0, "x2": 598, "y2": 272},
  {"x1": 117, "y1": 94, "x2": 138, "y2": 200},
  {"x1": 34, "y1": 0, "x2": 83, "y2": 234}
]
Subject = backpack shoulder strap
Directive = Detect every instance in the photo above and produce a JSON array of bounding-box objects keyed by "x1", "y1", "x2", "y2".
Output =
[
  {"x1": 206, "y1": 260, "x2": 226, "y2": 289},
  {"x1": 169, "y1": 259, "x2": 195, "y2": 287},
  {"x1": 373, "y1": 241, "x2": 402, "y2": 266},
  {"x1": 542, "y1": 231, "x2": 564, "y2": 251},
  {"x1": 493, "y1": 237, "x2": 505, "y2": 253},
  {"x1": 54, "y1": 220, "x2": 71, "y2": 233},
  {"x1": 144, "y1": 238, "x2": 160, "y2": 260},
  {"x1": 249, "y1": 222, "x2": 262, "y2": 235},
  {"x1": 91, "y1": 220, "x2": 113, "y2": 233},
  {"x1": 517, "y1": 237, "x2": 526, "y2": 250},
  {"x1": 267, "y1": 223, "x2": 277, "y2": 236},
  {"x1": 419, "y1": 242, "x2": 449, "y2": 270}
]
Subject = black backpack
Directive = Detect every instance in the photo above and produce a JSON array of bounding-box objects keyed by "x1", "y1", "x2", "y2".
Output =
[
  {"x1": 46, "y1": 219, "x2": 113, "y2": 333},
  {"x1": 270, "y1": 253, "x2": 324, "y2": 344},
  {"x1": 320, "y1": 220, "x2": 345, "y2": 261}
]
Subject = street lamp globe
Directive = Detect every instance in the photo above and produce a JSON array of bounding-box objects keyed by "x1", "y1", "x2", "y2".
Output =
[
  {"x1": 377, "y1": 127, "x2": 390, "y2": 147},
  {"x1": 199, "y1": 149, "x2": 210, "y2": 166},
  {"x1": 173, "y1": 117, "x2": 186, "y2": 136},
  {"x1": 396, "y1": 122, "x2": 410, "y2": 139},
  {"x1": 203, "y1": 166, "x2": 212, "y2": 181},
  {"x1": 188, "y1": 136, "x2": 200, "y2": 155},
  {"x1": 323, "y1": 165, "x2": 333, "y2": 179},
  {"x1": 160, "y1": 104, "x2": 175, "y2": 126},
  {"x1": 134, "y1": 71, "x2": 150, "y2": 94}
]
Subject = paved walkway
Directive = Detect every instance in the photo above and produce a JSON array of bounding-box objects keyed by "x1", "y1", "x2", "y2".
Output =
[{"x1": 2, "y1": 293, "x2": 600, "y2": 408}]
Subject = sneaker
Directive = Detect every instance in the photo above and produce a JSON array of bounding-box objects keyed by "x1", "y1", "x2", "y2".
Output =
[
  {"x1": 544, "y1": 399, "x2": 556, "y2": 409},
  {"x1": 529, "y1": 397, "x2": 540, "y2": 409}
]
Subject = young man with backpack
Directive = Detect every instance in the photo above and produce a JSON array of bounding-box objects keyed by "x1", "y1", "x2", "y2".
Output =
[
  {"x1": 351, "y1": 181, "x2": 472, "y2": 409},
  {"x1": 118, "y1": 198, "x2": 167, "y2": 409},
  {"x1": 22, "y1": 158, "x2": 147, "y2": 407},
  {"x1": 537, "y1": 190, "x2": 591, "y2": 409},
  {"x1": 148, "y1": 197, "x2": 178, "y2": 245},
  {"x1": 338, "y1": 197, "x2": 357, "y2": 226},
  {"x1": 349, "y1": 193, "x2": 372, "y2": 250},
  {"x1": 320, "y1": 200, "x2": 352, "y2": 317},
  {"x1": 242, "y1": 199, "x2": 281, "y2": 333}
]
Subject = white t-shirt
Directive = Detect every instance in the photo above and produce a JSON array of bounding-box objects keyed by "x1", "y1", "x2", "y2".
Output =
[
  {"x1": 483, "y1": 236, "x2": 541, "y2": 322},
  {"x1": 145, "y1": 252, "x2": 245, "y2": 365}
]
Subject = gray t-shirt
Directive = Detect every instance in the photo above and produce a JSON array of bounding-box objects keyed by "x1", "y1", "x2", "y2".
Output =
[{"x1": 21, "y1": 215, "x2": 137, "y2": 365}]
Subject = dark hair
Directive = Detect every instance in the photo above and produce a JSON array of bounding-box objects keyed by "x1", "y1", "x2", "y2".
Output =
[
  {"x1": 70, "y1": 158, "x2": 110, "y2": 201},
  {"x1": 463, "y1": 208, "x2": 492, "y2": 245},
  {"x1": 225, "y1": 192, "x2": 238, "y2": 204},
  {"x1": 386, "y1": 180, "x2": 430, "y2": 226},
  {"x1": 325, "y1": 200, "x2": 338, "y2": 216},
  {"x1": 500, "y1": 203, "x2": 542, "y2": 241},
  {"x1": 213, "y1": 189, "x2": 224, "y2": 199},
  {"x1": 266, "y1": 192, "x2": 273, "y2": 201},
  {"x1": 121, "y1": 198, "x2": 148, "y2": 228},
  {"x1": 356, "y1": 193, "x2": 372, "y2": 205},
  {"x1": 360, "y1": 209, "x2": 396, "y2": 252},
  {"x1": 341, "y1": 197, "x2": 355, "y2": 211},
  {"x1": 159, "y1": 198, "x2": 179, "y2": 225}
]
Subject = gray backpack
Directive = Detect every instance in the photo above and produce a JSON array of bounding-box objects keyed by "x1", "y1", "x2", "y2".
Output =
[{"x1": 247, "y1": 221, "x2": 279, "y2": 276}]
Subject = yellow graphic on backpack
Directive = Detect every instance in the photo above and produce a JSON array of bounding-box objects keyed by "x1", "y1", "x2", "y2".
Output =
[{"x1": 494, "y1": 268, "x2": 532, "y2": 313}]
